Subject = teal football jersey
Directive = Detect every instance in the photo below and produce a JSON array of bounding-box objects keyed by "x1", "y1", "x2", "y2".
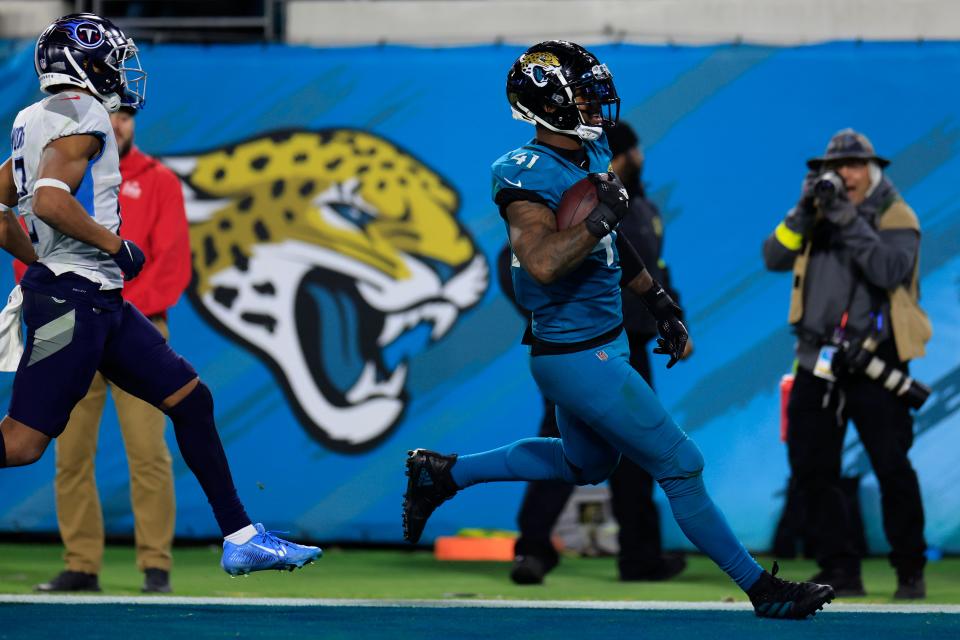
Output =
[{"x1": 491, "y1": 134, "x2": 622, "y2": 344}]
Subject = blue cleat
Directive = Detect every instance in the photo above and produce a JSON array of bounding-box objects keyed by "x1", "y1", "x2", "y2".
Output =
[{"x1": 221, "y1": 523, "x2": 322, "y2": 576}]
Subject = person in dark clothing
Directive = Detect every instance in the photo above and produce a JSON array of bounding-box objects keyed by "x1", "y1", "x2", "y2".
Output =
[
  {"x1": 763, "y1": 129, "x2": 930, "y2": 600},
  {"x1": 506, "y1": 122, "x2": 689, "y2": 585}
]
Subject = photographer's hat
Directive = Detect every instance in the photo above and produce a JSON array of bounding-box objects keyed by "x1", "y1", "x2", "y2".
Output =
[{"x1": 806, "y1": 128, "x2": 890, "y2": 170}]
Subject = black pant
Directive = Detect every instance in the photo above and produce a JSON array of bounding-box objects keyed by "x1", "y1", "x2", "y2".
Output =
[
  {"x1": 787, "y1": 367, "x2": 926, "y2": 575},
  {"x1": 514, "y1": 330, "x2": 665, "y2": 574}
]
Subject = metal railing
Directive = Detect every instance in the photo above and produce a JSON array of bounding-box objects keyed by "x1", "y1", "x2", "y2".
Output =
[{"x1": 73, "y1": 0, "x2": 283, "y2": 43}]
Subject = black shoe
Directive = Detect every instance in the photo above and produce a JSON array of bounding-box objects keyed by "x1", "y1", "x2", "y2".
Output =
[
  {"x1": 34, "y1": 570, "x2": 101, "y2": 593},
  {"x1": 402, "y1": 449, "x2": 459, "y2": 544},
  {"x1": 620, "y1": 554, "x2": 687, "y2": 582},
  {"x1": 808, "y1": 568, "x2": 866, "y2": 597},
  {"x1": 510, "y1": 554, "x2": 559, "y2": 585},
  {"x1": 894, "y1": 572, "x2": 926, "y2": 600},
  {"x1": 748, "y1": 561, "x2": 835, "y2": 619},
  {"x1": 142, "y1": 568, "x2": 172, "y2": 594}
]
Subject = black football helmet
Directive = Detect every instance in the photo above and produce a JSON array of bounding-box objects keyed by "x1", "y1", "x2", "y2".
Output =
[
  {"x1": 35, "y1": 13, "x2": 146, "y2": 112},
  {"x1": 506, "y1": 40, "x2": 619, "y2": 141}
]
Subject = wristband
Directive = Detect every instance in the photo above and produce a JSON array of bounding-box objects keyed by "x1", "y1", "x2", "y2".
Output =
[
  {"x1": 33, "y1": 178, "x2": 72, "y2": 193},
  {"x1": 640, "y1": 281, "x2": 675, "y2": 319}
]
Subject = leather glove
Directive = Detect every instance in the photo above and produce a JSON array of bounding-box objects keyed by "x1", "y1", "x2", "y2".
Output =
[
  {"x1": 584, "y1": 172, "x2": 629, "y2": 238},
  {"x1": 642, "y1": 282, "x2": 688, "y2": 369},
  {"x1": 821, "y1": 189, "x2": 857, "y2": 226},
  {"x1": 111, "y1": 238, "x2": 146, "y2": 281}
]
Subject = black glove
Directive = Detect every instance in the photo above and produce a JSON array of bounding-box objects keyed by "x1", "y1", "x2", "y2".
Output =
[
  {"x1": 111, "y1": 238, "x2": 146, "y2": 281},
  {"x1": 642, "y1": 282, "x2": 688, "y2": 369},
  {"x1": 821, "y1": 189, "x2": 857, "y2": 227},
  {"x1": 584, "y1": 172, "x2": 629, "y2": 238},
  {"x1": 784, "y1": 171, "x2": 817, "y2": 234}
]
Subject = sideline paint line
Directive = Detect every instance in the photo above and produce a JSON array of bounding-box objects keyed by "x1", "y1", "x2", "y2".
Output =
[{"x1": 2, "y1": 594, "x2": 959, "y2": 614}]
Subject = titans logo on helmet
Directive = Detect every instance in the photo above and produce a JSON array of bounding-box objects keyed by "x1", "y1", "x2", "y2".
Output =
[{"x1": 58, "y1": 20, "x2": 105, "y2": 49}]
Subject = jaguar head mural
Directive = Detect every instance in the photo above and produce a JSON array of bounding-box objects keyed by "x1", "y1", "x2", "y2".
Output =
[{"x1": 163, "y1": 129, "x2": 488, "y2": 452}]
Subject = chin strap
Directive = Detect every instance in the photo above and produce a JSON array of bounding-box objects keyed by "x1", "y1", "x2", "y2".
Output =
[
  {"x1": 574, "y1": 124, "x2": 603, "y2": 141},
  {"x1": 512, "y1": 103, "x2": 605, "y2": 141},
  {"x1": 63, "y1": 49, "x2": 121, "y2": 112},
  {"x1": 100, "y1": 92, "x2": 121, "y2": 112}
]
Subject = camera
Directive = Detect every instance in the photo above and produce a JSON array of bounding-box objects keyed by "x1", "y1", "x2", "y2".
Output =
[
  {"x1": 833, "y1": 335, "x2": 931, "y2": 410},
  {"x1": 814, "y1": 171, "x2": 844, "y2": 204}
]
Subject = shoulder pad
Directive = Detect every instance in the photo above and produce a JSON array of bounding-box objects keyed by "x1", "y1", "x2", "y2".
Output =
[
  {"x1": 40, "y1": 93, "x2": 110, "y2": 146},
  {"x1": 491, "y1": 147, "x2": 561, "y2": 194}
]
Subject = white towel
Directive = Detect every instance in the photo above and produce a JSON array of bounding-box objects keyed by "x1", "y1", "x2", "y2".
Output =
[{"x1": 0, "y1": 285, "x2": 24, "y2": 372}]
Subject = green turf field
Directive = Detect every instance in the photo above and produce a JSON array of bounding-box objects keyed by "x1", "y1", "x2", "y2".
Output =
[{"x1": 1, "y1": 543, "x2": 957, "y2": 603}]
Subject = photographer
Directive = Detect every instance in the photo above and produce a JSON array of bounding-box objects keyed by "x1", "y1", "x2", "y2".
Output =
[{"x1": 763, "y1": 129, "x2": 931, "y2": 599}]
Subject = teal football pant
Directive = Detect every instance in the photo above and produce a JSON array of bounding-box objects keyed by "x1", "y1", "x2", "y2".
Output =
[{"x1": 451, "y1": 333, "x2": 763, "y2": 590}]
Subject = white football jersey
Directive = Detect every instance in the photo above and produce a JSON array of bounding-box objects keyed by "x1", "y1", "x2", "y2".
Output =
[{"x1": 10, "y1": 91, "x2": 123, "y2": 289}]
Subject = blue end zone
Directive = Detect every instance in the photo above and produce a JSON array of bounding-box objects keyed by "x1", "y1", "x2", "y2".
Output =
[{"x1": 1, "y1": 601, "x2": 957, "y2": 640}]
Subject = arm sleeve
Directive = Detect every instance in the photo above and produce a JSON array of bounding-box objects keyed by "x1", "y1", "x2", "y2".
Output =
[
  {"x1": 659, "y1": 265, "x2": 682, "y2": 317},
  {"x1": 615, "y1": 232, "x2": 647, "y2": 285},
  {"x1": 839, "y1": 217, "x2": 918, "y2": 289}
]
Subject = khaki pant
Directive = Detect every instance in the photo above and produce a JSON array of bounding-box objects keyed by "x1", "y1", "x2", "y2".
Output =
[{"x1": 55, "y1": 317, "x2": 175, "y2": 574}]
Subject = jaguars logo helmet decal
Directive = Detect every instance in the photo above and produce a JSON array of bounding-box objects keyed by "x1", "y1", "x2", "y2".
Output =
[
  {"x1": 518, "y1": 51, "x2": 561, "y2": 87},
  {"x1": 163, "y1": 129, "x2": 488, "y2": 452}
]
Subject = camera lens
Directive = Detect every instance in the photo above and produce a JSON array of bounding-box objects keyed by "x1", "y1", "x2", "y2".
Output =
[
  {"x1": 903, "y1": 379, "x2": 931, "y2": 410},
  {"x1": 814, "y1": 171, "x2": 844, "y2": 201},
  {"x1": 859, "y1": 352, "x2": 931, "y2": 410}
]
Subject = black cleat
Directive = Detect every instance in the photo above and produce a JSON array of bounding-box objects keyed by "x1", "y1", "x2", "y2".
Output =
[
  {"x1": 35, "y1": 570, "x2": 101, "y2": 593},
  {"x1": 808, "y1": 568, "x2": 866, "y2": 597},
  {"x1": 894, "y1": 571, "x2": 926, "y2": 600},
  {"x1": 142, "y1": 568, "x2": 172, "y2": 593},
  {"x1": 748, "y1": 562, "x2": 835, "y2": 619},
  {"x1": 402, "y1": 448, "x2": 459, "y2": 544},
  {"x1": 510, "y1": 554, "x2": 559, "y2": 585}
]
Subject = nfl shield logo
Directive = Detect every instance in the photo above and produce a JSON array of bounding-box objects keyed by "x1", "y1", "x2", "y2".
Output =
[{"x1": 595, "y1": 350, "x2": 608, "y2": 362}]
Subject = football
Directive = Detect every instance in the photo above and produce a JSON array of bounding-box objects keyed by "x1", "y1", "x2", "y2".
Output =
[{"x1": 555, "y1": 177, "x2": 599, "y2": 230}]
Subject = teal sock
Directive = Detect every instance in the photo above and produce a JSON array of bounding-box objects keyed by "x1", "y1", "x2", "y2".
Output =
[
  {"x1": 451, "y1": 438, "x2": 578, "y2": 488},
  {"x1": 660, "y1": 474, "x2": 764, "y2": 591}
]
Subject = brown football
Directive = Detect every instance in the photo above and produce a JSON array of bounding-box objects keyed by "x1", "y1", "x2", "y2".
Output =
[{"x1": 555, "y1": 177, "x2": 598, "y2": 230}]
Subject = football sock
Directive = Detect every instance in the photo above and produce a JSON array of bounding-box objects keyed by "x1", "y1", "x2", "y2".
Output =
[
  {"x1": 165, "y1": 382, "x2": 251, "y2": 537},
  {"x1": 0, "y1": 431, "x2": 6, "y2": 468},
  {"x1": 451, "y1": 438, "x2": 578, "y2": 488},
  {"x1": 225, "y1": 524, "x2": 258, "y2": 545},
  {"x1": 659, "y1": 474, "x2": 764, "y2": 591}
]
